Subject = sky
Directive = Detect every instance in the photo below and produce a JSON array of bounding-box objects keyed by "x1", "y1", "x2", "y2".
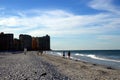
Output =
[{"x1": 0, "y1": 0, "x2": 120, "y2": 50}]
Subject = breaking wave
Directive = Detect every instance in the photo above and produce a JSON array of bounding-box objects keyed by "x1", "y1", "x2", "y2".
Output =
[
  {"x1": 75, "y1": 53, "x2": 120, "y2": 63},
  {"x1": 56, "y1": 52, "x2": 62, "y2": 56}
]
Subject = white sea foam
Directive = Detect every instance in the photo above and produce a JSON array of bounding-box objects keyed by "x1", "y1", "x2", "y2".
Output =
[
  {"x1": 56, "y1": 52, "x2": 62, "y2": 56},
  {"x1": 75, "y1": 53, "x2": 120, "y2": 63},
  {"x1": 48, "y1": 52, "x2": 62, "y2": 56},
  {"x1": 70, "y1": 56, "x2": 81, "y2": 61},
  {"x1": 75, "y1": 53, "x2": 84, "y2": 56}
]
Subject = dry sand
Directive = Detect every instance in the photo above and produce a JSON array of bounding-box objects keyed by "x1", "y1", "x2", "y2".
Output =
[
  {"x1": 0, "y1": 51, "x2": 69, "y2": 80},
  {"x1": 41, "y1": 53, "x2": 120, "y2": 80}
]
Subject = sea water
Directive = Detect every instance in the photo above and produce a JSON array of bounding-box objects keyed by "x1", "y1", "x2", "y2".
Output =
[{"x1": 48, "y1": 50, "x2": 120, "y2": 69}]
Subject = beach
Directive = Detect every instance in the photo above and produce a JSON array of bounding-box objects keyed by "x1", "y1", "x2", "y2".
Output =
[{"x1": 0, "y1": 51, "x2": 120, "y2": 80}]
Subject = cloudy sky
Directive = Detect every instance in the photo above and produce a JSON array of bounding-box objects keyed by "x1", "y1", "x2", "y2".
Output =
[{"x1": 0, "y1": 0, "x2": 120, "y2": 50}]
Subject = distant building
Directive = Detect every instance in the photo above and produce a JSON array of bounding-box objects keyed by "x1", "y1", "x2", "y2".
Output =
[
  {"x1": 0, "y1": 32, "x2": 14, "y2": 51},
  {"x1": 32, "y1": 35, "x2": 50, "y2": 50},
  {"x1": 45, "y1": 35, "x2": 50, "y2": 50},
  {"x1": 32, "y1": 37, "x2": 38, "y2": 50},
  {"x1": 0, "y1": 32, "x2": 50, "y2": 51},
  {"x1": 19, "y1": 34, "x2": 32, "y2": 50},
  {"x1": 38, "y1": 35, "x2": 50, "y2": 50},
  {"x1": 14, "y1": 39, "x2": 20, "y2": 50}
]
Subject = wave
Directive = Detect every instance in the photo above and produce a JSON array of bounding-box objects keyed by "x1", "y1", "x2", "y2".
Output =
[
  {"x1": 48, "y1": 52, "x2": 62, "y2": 56},
  {"x1": 75, "y1": 53, "x2": 84, "y2": 56},
  {"x1": 75, "y1": 53, "x2": 120, "y2": 63},
  {"x1": 56, "y1": 52, "x2": 62, "y2": 56}
]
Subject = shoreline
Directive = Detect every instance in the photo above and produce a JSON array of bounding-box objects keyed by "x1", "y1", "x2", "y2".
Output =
[
  {"x1": 49, "y1": 50, "x2": 120, "y2": 69},
  {"x1": 71, "y1": 57, "x2": 119, "y2": 70},
  {"x1": 43, "y1": 53, "x2": 120, "y2": 70},
  {"x1": 41, "y1": 52, "x2": 120, "y2": 80}
]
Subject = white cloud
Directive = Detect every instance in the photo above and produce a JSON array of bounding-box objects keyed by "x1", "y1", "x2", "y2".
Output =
[
  {"x1": 43, "y1": 10, "x2": 74, "y2": 17},
  {"x1": 89, "y1": 0, "x2": 120, "y2": 14},
  {"x1": 97, "y1": 35, "x2": 120, "y2": 41},
  {"x1": 0, "y1": 7, "x2": 5, "y2": 10},
  {"x1": 0, "y1": 8, "x2": 120, "y2": 38},
  {"x1": 0, "y1": 17, "x2": 19, "y2": 26}
]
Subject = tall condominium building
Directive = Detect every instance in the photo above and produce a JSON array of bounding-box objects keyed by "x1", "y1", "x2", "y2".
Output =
[
  {"x1": 14, "y1": 38, "x2": 20, "y2": 50},
  {"x1": 19, "y1": 34, "x2": 32, "y2": 50},
  {"x1": 0, "y1": 32, "x2": 14, "y2": 50},
  {"x1": 32, "y1": 35, "x2": 50, "y2": 50},
  {"x1": 32, "y1": 37, "x2": 38, "y2": 50},
  {"x1": 38, "y1": 35, "x2": 50, "y2": 50}
]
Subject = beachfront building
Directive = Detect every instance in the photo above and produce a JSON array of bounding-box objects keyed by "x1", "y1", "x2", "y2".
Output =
[
  {"x1": 46, "y1": 35, "x2": 50, "y2": 50},
  {"x1": 19, "y1": 34, "x2": 32, "y2": 50},
  {"x1": 14, "y1": 39, "x2": 20, "y2": 50},
  {"x1": 32, "y1": 35, "x2": 50, "y2": 50},
  {"x1": 0, "y1": 32, "x2": 50, "y2": 51},
  {"x1": 32, "y1": 37, "x2": 38, "y2": 50},
  {"x1": 38, "y1": 35, "x2": 50, "y2": 50},
  {"x1": 0, "y1": 32, "x2": 14, "y2": 51}
]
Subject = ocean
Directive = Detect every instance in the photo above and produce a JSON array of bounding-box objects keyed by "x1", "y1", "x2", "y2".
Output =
[{"x1": 48, "y1": 50, "x2": 120, "y2": 69}]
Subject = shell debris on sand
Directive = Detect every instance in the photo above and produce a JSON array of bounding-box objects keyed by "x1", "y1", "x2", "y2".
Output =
[{"x1": 0, "y1": 51, "x2": 70, "y2": 80}]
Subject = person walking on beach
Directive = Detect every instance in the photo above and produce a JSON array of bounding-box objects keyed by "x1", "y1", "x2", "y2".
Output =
[
  {"x1": 40, "y1": 51, "x2": 43, "y2": 55},
  {"x1": 24, "y1": 48, "x2": 27, "y2": 55},
  {"x1": 68, "y1": 51, "x2": 71, "y2": 59},
  {"x1": 63, "y1": 51, "x2": 65, "y2": 58}
]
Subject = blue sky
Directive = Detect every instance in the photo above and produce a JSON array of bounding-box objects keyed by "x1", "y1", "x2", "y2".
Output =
[{"x1": 0, "y1": 0, "x2": 120, "y2": 50}]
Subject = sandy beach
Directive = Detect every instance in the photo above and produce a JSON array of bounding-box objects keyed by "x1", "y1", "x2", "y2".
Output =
[
  {"x1": 0, "y1": 51, "x2": 120, "y2": 80},
  {"x1": 41, "y1": 52, "x2": 120, "y2": 80},
  {"x1": 0, "y1": 51, "x2": 69, "y2": 80}
]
